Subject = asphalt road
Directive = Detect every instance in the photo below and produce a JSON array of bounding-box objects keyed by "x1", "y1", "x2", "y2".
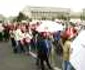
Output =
[
  {"x1": 0, "y1": 41, "x2": 38, "y2": 70},
  {"x1": 0, "y1": 41, "x2": 62, "y2": 70}
]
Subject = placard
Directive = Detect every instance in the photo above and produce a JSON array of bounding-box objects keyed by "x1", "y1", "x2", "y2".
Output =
[{"x1": 70, "y1": 30, "x2": 85, "y2": 70}]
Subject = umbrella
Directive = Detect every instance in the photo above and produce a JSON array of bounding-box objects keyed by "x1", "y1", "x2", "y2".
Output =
[{"x1": 36, "y1": 21, "x2": 63, "y2": 33}]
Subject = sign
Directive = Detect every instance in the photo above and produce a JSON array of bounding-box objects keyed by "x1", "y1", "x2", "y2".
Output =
[{"x1": 70, "y1": 30, "x2": 85, "y2": 70}]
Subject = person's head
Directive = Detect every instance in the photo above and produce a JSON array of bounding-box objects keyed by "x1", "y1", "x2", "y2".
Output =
[{"x1": 60, "y1": 30, "x2": 73, "y2": 42}]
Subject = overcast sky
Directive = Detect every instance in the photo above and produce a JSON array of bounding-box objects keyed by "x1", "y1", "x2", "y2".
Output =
[{"x1": 0, "y1": 0, "x2": 85, "y2": 17}]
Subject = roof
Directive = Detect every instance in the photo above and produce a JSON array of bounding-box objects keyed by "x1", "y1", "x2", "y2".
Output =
[{"x1": 22, "y1": 6, "x2": 71, "y2": 13}]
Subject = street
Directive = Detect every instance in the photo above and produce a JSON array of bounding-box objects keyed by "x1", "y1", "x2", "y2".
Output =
[
  {"x1": 0, "y1": 41, "x2": 61, "y2": 70},
  {"x1": 0, "y1": 41, "x2": 37, "y2": 70}
]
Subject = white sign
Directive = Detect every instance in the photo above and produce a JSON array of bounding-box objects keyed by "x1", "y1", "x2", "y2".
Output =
[{"x1": 70, "y1": 30, "x2": 85, "y2": 70}]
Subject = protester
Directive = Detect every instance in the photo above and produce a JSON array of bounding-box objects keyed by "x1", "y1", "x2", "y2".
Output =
[
  {"x1": 53, "y1": 31, "x2": 63, "y2": 56},
  {"x1": 0, "y1": 20, "x2": 80, "y2": 70},
  {"x1": 31, "y1": 28, "x2": 39, "y2": 52},
  {"x1": 3, "y1": 23, "x2": 10, "y2": 41},
  {"x1": 37, "y1": 32, "x2": 53, "y2": 70},
  {"x1": 14, "y1": 24, "x2": 25, "y2": 53},
  {"x1": 10, "y1": 28, "x2": 17, "y2": 53},
  {"x1": 61, "y1": 29, "x2": 76, "y2": 70},
  {"x1": 0, "y1": 24, "x2": 4, "y2": 41},
  {"x1": 23, "y1": 29, "x2": 33, "y2": 54}
]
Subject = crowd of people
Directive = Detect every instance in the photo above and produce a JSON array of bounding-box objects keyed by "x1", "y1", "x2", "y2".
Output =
[{"x1": 0, "y1": 21, "x2": 80, "y2": 70}]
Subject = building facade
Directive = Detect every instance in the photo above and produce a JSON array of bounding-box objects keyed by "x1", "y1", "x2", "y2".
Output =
[{"x1": 22, "y1": 6, "x2": 71, "y2": 20}]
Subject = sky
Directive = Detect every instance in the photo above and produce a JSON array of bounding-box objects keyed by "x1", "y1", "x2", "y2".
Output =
[{"x1": 0, "y1": 0, "x2": 85, "y2": 17}]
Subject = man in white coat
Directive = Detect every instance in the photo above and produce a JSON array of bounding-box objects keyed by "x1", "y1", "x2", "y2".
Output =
[{"x1": 14, "y1": 26, "x2": 25, "y2": 53}]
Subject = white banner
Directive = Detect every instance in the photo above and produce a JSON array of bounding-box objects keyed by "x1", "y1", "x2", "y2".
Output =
[{"x1": 70, "y1": 30, "x2": 85, "y2": 70}]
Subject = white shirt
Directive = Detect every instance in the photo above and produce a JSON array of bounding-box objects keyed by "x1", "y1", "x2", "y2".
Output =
[
  {"x1": 24, "y1": 32, "x2": 33, "y2": 39},
  {"x1": 14, "y1": 29, "x2": 24, "y2": 41}
]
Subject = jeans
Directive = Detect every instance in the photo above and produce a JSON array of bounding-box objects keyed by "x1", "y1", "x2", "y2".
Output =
[
  {"x1": 62, "y1": 60, "x2": 73, "y2": 70},
  {"x1": 11, "y1": 38, "x2": 17, "y2": 53},
  {"x1": 15, "y1": 41, "x2": 20, "y2": 53},
  {"x1": 15, "y1": 41, "x2": 24, "y2": 53},
  {"x1": 24, "y1": 43, "x2": 30, "y2": 53}
]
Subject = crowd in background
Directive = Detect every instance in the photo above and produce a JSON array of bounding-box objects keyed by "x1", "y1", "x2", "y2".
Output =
[{"x1": 0, "y1": 21, "x2": 81, "y2": 70}]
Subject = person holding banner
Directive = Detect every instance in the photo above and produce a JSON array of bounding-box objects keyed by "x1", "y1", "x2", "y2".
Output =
[{"x1": 61, "y1": 28, "x2": 76, "y2": 70}]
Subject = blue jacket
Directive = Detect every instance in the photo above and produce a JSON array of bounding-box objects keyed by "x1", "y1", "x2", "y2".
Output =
[{"x1": 37, "y1": 39, "x2": 48, "y2": 54}]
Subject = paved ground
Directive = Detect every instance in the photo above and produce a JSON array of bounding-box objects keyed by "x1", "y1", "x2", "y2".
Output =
[
  {"x1": 0, "y1": 41, "x2": 38, "y2": 70},
  {"x1": 0, "y1": 41, "x2": 61, "y2": 70}
]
